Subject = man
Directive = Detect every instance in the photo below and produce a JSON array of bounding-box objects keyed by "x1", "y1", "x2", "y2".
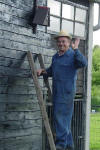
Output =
[{"x1": 37, "y1": 30, "x2": 87, "y2": 150}]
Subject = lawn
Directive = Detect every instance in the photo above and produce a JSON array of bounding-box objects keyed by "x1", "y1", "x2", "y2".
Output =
[{"x1": 90, "y1": 113, "x2": 100, "y2": 150}]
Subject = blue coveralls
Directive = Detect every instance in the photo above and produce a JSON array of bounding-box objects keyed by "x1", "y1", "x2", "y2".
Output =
[{"x1": 45, "y1": 48, "x2": 87, "y2": 149}]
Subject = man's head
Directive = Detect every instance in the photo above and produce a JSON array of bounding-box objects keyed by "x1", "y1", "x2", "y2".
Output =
[
  {"x1": 57, "y1": 36, "x2": 71, "y2": 52},
  {"x1": 55, "y1": 30, "x2": 71, "y2": 52}
]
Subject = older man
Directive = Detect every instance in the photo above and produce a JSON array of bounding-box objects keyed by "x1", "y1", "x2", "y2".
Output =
[{"x1": 37, "y1": 30, "x2": 87, "y2": 150}]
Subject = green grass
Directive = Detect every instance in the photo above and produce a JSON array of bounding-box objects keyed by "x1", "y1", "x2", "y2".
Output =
[{"x1": 90, "y1": 113, "x2": 100, "y2": 150}]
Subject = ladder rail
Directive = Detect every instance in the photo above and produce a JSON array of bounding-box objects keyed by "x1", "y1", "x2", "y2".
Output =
[{"x1": 37, "y1": 54, "x2": 52, "y2": 101}]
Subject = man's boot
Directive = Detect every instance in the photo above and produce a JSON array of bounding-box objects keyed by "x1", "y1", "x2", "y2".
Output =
[
  {"x1": 66, "y1": 146, "x2": 74, "y2": 150},
  {"x1": 56, "y1": 145, "x2": 65, "y2": 150}
]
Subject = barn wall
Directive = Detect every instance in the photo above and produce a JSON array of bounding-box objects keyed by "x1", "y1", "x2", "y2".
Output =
[
  {"x1": 0, "y1": 0, "x2": 53, "y2": 150},
  {"x1": 0, "y1": 0, "x2": 88, "y2": 150}
]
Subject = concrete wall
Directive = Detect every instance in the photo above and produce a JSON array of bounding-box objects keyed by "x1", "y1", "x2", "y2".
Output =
[{"x1": 0, "y1": 0, "x2": 88, "y2": 150}]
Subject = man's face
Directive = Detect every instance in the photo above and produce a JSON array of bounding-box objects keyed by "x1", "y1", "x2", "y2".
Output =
[{"x1": 57, "y1": 37, "x2": 71, "y2": 52}]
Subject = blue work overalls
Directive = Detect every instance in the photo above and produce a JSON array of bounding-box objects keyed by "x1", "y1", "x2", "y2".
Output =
[{"x1": 45, "y1": 48, "x2": 87, "y2": 149}]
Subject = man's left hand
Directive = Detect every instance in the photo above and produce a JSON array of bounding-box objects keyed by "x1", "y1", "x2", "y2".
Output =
[{"x1": 71, "y1": 38, "x2": 80, "y2": 50}]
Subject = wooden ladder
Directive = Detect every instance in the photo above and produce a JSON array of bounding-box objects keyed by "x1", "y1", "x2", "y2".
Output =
[{"x1": 27, "y1": 51, "x2": 56, "y2": 150}]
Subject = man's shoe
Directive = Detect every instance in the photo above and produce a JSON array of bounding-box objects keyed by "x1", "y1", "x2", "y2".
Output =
[
  {"x1": 56, "y1": 145, "x2": 65, "y2": 150},
  {"x1": 56, "y1": 148, "x2": 65, "y2": 150},
  {"x1": 66, "y1": 146, "x2": 74, "y2": 150}
]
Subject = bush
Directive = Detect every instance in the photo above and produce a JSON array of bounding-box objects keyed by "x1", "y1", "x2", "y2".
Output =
[{"x1": 92, "y1": 45, "x2": 100, "y2": 111}]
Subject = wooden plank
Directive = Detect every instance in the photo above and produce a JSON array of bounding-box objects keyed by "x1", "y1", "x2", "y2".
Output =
[
  {"x1": 0, "y1": 134, "x2": 41, "y2": 149},
  {"x1": 0, "y1": 76, "x2": 44, "y2": 87},
  {"x1": 0, "y1": 20, "x2": 51, "y2": 41},
  {"x1": 0, "y1": 66, "x2": 31, "y2": 78},
  {"x1": 0, "y1": 47, "x2": 54, "y2": 63},
  {"x1": 0, "y1": 119, "x2": 42, "y2": 130},
  {"x1": 37, "y1": 54, "x2": 52, "y2": 102},
  {"x1": 0, "y1": 0, "x2": 33, "y2": 11},
  {"x1": 0, "y1": 29, "x2": 51, "y2": 48},
  {"x1": 0, "y1": 0, "x2": 46, "y2": 11},
  {"x1": 0, "y1": 12, "x2": 28, "y2": 27},
  {"x1": 2, "y1": 102, "x2": 40, "y2": 112},
  {"x1": 0, "y1": 127, "x2": 42, "y2": 139},
  {"x1": 0, "y1": 3, "x2": 28, "y2": 19},
  {"x1": 27, "y1": 51, "x2": 56, "y2": 150},
  {"x1": 0, "y1": 111, "x2": 41, "y2": 121},
  {"x1": 0, "y1": 38, "x2": 55, "y2": 56}
]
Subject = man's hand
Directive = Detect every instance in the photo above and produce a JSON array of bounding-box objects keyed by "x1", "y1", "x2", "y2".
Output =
[
  {"x1": 37, "y1": 69, "x2": 47, "y2": 76},
  {"x1": 71, "y1": 38, "x2": 80, "y2": 50}
]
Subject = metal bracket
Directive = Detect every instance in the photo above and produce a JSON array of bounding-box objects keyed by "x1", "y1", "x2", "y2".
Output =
[
  {"x1": 32, "y1": 0, "x2": 50, "y2": 34},
  {"x1": 33, "y1": 6, "x2": 50, "y2": 26}
]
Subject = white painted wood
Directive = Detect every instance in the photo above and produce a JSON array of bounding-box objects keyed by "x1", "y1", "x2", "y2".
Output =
[{"x1": 85, "y1": 3, "x2": 94, "y2": 150}]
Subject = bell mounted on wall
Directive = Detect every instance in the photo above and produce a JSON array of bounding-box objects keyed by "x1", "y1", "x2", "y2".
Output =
[{"x1": 32, "y1": 0, "x2": 50, "y2": 33}]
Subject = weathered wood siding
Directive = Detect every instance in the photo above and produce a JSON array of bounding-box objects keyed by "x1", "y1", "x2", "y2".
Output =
[
  {"x1": 0, "y1": 0, "x2": 88, "y2": 150},
  {"x1": 0, "y1": 0, "x2": 51, "y2": 150}
]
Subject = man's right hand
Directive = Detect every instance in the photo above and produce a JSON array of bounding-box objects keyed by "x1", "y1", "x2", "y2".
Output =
[{"x1": 37, "y1": 69, "x2": 46, "y2": 76}]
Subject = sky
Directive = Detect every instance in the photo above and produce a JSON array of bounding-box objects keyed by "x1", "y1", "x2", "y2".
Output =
[{"x1": 93, "y1": 4, "x2": 100, "y2": 46}]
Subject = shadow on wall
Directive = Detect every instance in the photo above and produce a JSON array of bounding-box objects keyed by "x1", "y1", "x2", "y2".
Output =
[
  {"x1": 0, "y1": 52, "x2": 27, "y2": 93},
  {"x1": 0, "y1": 52, "x2": 39, "y2": 94}
]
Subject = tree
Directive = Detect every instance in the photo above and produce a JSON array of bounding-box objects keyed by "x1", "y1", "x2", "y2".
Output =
[{"x1": 91, "y1": 45, "x2": 100, "y2": 110}]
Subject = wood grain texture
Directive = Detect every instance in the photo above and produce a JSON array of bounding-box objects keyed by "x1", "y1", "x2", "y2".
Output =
[
  {"x1": 27, "y1": 51, "x2": 56, "y2": 150},
  {"x1": 0, "y1": 0, "x2": 88, "y2": 149}
]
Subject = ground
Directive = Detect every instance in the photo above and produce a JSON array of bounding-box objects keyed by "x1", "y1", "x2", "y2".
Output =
[{"x1": 90, "y1": 113, "x2": 100, "y2": 150}]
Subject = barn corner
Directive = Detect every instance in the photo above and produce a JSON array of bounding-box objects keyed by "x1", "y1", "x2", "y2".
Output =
[{"x1": 0, "y1": 0, "x2": 96, "y2": 150}]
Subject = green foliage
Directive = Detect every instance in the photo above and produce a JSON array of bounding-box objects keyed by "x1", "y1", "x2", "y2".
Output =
[
  {"x1": 92, "y1": 45, "x2": 100, "y2": 72},
  {"x1": 92, "y1": 45, "x2": 100, "y2": 109},
  {"x1": 90, "y1": 113, "x2": 100, "y2": 150}
]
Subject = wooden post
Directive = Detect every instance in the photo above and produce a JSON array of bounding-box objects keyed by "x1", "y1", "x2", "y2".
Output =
[
  {"x1": 85, "y1": 3, "x2": 94, "y2": 150},
  {"x1": 27, "y1": 51, "x2": 56, "y2": 150}
]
